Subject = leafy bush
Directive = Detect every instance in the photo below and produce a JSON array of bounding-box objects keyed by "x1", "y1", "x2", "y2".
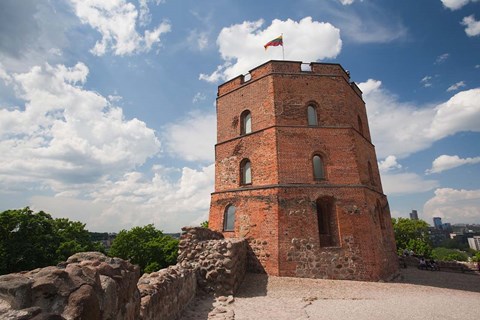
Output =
[
  {"x1": 108, "y1": 224, "x2": 178, "y2": 273},
  {"x1": 431, "y1": 247, "x2": 469, "y2": 262},
  {"x1": 0, "y1": 207, "x2": 103, "y2": 275}
]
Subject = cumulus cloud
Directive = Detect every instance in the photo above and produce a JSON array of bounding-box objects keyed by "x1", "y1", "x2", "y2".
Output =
[
  {"x1": 339, "y1": 0, "x2": 355, "y2": 4},
  {"x1": 377, "y1": 156, "x2": 438, "y2": 195},
  {"x1": 0, "y1": 61, "x2": 216, "y2": 232},
  {"x1": 69, "y1": 0, "x2": 171, "y2": 56},
  {"x1": 447, "y1": 81, "x2": 466, "y2": 92},
  {"x1": 30, "y1": 164, "x2": 215, "y2": 232},
  {"x1": 359, "y1": 79, "x2": 480, "y2": 158},
  {"x1": 378, "y1": 155, "x2": 402, "y2": 173},
  {"x1": 426, "y1": 154, "x2": 480, "y2": 174},
  {"x1": 424, "y1": 188, "x2": 480, "y2": 224},
  {"x1": 380, "y1": 172, "x2": 439, "y2": 196},
  {"x1": 138, "y1": 0, "x2": 165, "y2": 26},
  {"x1": 162, "y1": 111, "x2": 216, "y2": 163},
  {"x1": 200, "y1": 17, "x2": 342, "y2": 82},
  {"x1": 462, "y1": 15, "x2": 480, "y2": 36},
  {"x1": 441, "y1": 0, "x2": 478, "y2": 10},
  {"x1": 0, "y1": 1, "x2": 72, "y2": 72},
  {"x1": 0, "y1": 62, "x2": 160, "y2": 191}
]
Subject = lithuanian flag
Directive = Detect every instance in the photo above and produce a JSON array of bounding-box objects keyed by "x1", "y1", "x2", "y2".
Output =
[{"x1": 264, "y1": 35, "x2": 283, "y2": 50}]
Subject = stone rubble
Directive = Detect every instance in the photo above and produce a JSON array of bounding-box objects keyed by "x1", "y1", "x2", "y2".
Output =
[
  {"x1": 0, "y1": 252, "x2": 140, "y2": 320},
  {"x1": 0, "y1": 228, "x2": 248, "y2": 320}
]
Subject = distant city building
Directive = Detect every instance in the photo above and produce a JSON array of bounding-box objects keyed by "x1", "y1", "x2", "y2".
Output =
[
  {"x1": 468, "y1": 236, "x2": 480, "y2": 251},
  {"x1": 409, "y1": 210, "x2": 418, "y2": 220},
  {"x1": 433, "y1": 217, "x2": 443, "y2": 230},
  {"x1": 429, "y1": 227, "x2": 448, "y2": 246},
  {"x1": 441, "y1": 222, "x2": 452, "y2": 232}
]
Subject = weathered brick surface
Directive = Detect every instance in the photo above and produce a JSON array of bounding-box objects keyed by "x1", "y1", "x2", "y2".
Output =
[{"x1": 210, "y1": 60, "x2": 398, "y2": 281}]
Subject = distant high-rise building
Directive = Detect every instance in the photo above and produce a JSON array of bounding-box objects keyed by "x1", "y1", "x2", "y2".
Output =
[
  {"x1": 468, "y1": 236, "x2": 480, "y2": 251},
  {"x1": 433, "y1": 217, "x2": 443, "y2": 230},
  {"x1": 442, "y1": 222, "x2": 452, "y2": 232},
  {"x1": 409, "y1": 210, "x2": 418, "y2": 220}
]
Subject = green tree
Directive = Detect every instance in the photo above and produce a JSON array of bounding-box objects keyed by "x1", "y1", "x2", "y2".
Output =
[
  {"x1": 53, "y1": 218, "x2": 105, "y2": 261},
  {"x1": 431, "y1": 247, "x2": 469, "y2": 261},
  {"x1": 0, "y1": 207, "x2": 104, "y2": 275},
  {"x1": 472, "y1": 252, "x2": 480, "y2": 262},
  {"x1": 392, "y1": 218, "x2": 433, "y2": 257},
  {"x1": 200, "y1": 220, "x2": 209, "y2": 228},
  {"x1": 108, "y1": 224, "x2": 179, "y2": 273}
]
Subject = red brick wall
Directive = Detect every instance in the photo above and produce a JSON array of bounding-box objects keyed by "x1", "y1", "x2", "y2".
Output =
[{"x1": 210, "y1": 60, "x2": 398, "y2": 281}]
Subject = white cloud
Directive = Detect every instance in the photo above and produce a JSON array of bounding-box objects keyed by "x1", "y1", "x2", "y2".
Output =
[
  {"x1": 447, "y1": 81, "x2": 466, "y2": 91},
  {"x1": 0, "y1": 62, "x2": 160, "y2": 191},
  {"x1": 320, "y1": 3, "x2": 407, "y2": 44},
  {"x1": 339, "y1": 0, "x2": 355, "y2": 4},
  {"x1": 380, "y1": 172, "x2": 439, "y2": 196},
  {"x1": 0, "y1": 61, "x2": 215, "y2": 232},
  {"x1": 69, "y1": 0, "x2": 171, "y2": 56},
  {"x1": 30, "y1": 164, "x2": 215, "y2": 232},
  {"x1": 424, "y1": 188, "x2": 480, "y2": 224},
  {"x1": 138, "y1": 0, "x2": 164, "y2": 26},
  {"x1": 0, "y1": 1, "x2": 72, "y2": 72},
  {"x1": 187, "y1": 30, "x2": 209, "y2": 51},
  {"x1": 359, "y1": 80, "x2": 480, "y2": 158},
  {"x1": 162, "y1": 111, "x2": 216, "y2": 163},
  {"x1": 200, "y1": 17, "x2": 342, "y2": 82},
  {"x1": 435, "y1": 53, "x2": 449, "y2": 64},
  {"x1": 192, "y1": 92, "x2": 206, "y2": 103},
  {"x1": 378, "y1": 156, "x2": 438, "y2": 196},
  {"x1": 421, "y1": 75, "x2": 433, "y2": 87},
  {"x1": 441, "y1": 0, "x2": 478, "y2": 10},
  {"x1": 378, "y1": 155, "x2": 402, "y2": 173},
  {"x1": 426, "y1": 154, "x2": 480, "y2": 174},
  {"x1": 462, "y1": 15, "x2": 480, "y2": 37}
]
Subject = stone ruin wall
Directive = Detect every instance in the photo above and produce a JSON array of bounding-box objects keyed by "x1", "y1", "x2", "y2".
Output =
[
  {"x1": 0, "y1": 227, "x2": 247, "y2": 320},
  {"x1": 177, "y1": 227, "x2": 247, "y2": 296}
]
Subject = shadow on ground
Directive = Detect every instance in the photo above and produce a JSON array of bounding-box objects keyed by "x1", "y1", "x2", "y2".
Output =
[
  {"x1": 235, "y1": 273, "x2": 269, "y2": 298},
  {"x1": 179, "y1": 293, "x2": 216, "y2": 320},
  {"x1": 393, "y1": 267, "x2": 480, "y2": 293}
]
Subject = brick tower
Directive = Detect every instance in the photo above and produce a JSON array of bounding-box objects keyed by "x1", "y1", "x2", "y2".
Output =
[{"x1": 209, "y1": 60, "x2": 398, "y2": 281}]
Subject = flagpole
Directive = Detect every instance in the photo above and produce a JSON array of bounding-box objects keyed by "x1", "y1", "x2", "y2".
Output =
[{"x1": 282, "y1": 33, "x2": 285, "y2": 60}]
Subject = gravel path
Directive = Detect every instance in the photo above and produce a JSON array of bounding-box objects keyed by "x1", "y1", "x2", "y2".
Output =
[{"x1": 181, "y1": 268, "x2": 480, "y2": 320}]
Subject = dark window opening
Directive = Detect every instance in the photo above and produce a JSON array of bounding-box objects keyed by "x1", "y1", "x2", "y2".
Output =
[{"x1": 316, "y1": 198, "x2": 339, "y2": 247}]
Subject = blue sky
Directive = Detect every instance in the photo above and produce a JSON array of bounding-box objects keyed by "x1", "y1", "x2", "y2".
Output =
[{"x1": 0, "y1": 0, "x2": 479, "y2": 232}]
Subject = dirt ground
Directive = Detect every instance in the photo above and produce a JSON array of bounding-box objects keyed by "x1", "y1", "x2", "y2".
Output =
[{"x1": 180, "y1": 268, "x2": 480, "y2": 320}]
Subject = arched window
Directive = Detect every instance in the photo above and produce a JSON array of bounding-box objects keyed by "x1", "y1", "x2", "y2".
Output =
[
  {"x1": 241, "y1": 110, "x2": 252, "y2": 135},
  {"x1": 224, "y1": 205, "x2": 235, "y2": 231},
  {"x1": 241, "y1": 159, "x2": 252, "y2": 185},
  {"x1": 307, "y1": 105, "x2": 318, "y2": 126},
  {"x1": 357, "y1": 115, "x2": 364, "y2": 136},
  {"x1": 368, "y1": 161, "x2": 376, "y2": 186},
  {"x1": 313, "y1": 155, "x2": 325, "y2": 180}
]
